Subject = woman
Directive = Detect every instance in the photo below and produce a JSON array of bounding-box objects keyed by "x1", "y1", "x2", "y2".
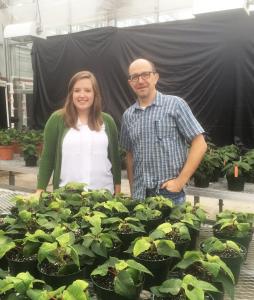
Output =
[{"x1": 36, "y1": 71, "x2": 121, "y2": 194}]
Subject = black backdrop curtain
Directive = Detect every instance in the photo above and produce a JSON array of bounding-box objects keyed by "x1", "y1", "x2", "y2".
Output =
[{"x1": 31, "y1": 11, "x2": 254, "y2": 147}]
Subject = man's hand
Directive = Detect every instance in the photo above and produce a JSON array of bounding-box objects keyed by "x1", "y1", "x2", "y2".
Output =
[
  {"x1": 114, "y1": 184, "x2": 121, "y2": 195},
  {"x1": 161, "y1": 178, "x2": 184, "y2": 192}
]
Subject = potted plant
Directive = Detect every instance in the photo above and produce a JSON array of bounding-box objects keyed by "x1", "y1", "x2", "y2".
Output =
[
  {"x1": 0, "y1": 271, "x2": 45, "y2": 299},
  {"x1": 91, "y1": 256, "x2": 152, "y2": 300},
  {"x1": 78, "y1": 222, "x2": 122, "y2": 276},
  {"x1": 114, "y1": 193, "x2": 140, "y2": 212},
  {"x1": 22, "y1": 144, "x2": 38, "y2": 166},
  {"x1": 200, "y1": 237, "x2": 246, "y2": 283},
  {"x1": 193, "y1": 153, "x2": 219, "y2": 187},
  {"x1": 0, "y1": 271, "x2": 91, "y2": 300},
  {"x1": 127, "y1": 234, "x2": 180, "y2": 289},
  {"x1": 37, "y1": 231, "x2": 84, "y2": 288},
  {"x1": 27, "y1": 279, "x2": 91, "y2": 299},
  {"x1": 150, "y1": 274, "x2": 219, "y2": 300},
  {"x1": 174, "y1": 250, "x2": 235, "y2": 300},
  {"x1": 243, "y1": 150, "x2": 254, "y2": 183},
  {"x1": 168, "y1": 202, "x2": 206, "y2": 250},
  {"x1": 103, "y1": 216, "x2": 146, "y2": 256},
  {"x1": 0, "y1": 130, "x2": 14, "y2": 160},
  {"x1": 223, "y1": 159, "x2": 251, "y2": 191},
  {"x1": 145, "y1": 195, "x2": 174, "y2": 218},
  {"x1": 83, "y1": 188, "x2": 113, "y2": 204},
  {"x1": 213, "y1": 216, "x2": 252, "y2": 250},
  {"x1": 133, "y1": 203, "x2": 163, "y2": 233},
  {"x1": 93, "y1": 200, "x2": 129, "y2": 218},
  {"x1": 0, "y1": 228, "x2": 52, "y2": 277},
  {"x1": 150, "y1": 222, "x2": 191, "y2": 256}
]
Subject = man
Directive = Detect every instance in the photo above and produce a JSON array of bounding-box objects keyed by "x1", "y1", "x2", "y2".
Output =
[{"x1": 120, "y1": 58, "x2": 207, "y2": 204}]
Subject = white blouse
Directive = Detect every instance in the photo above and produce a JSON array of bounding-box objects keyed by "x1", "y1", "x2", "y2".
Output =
[{"x1": 60, "y1": 121, "x2": 114, "y2": 193}]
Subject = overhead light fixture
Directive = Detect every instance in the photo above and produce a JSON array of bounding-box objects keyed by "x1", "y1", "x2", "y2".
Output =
[
  {"x1": 193, "y1": 0, "x2": 248, "y2": 16},
  {"x1": 3, "y1": 21, "x2": 46, "y2": 42}
]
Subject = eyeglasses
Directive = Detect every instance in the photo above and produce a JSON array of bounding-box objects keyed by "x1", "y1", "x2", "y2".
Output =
[{"x1": 128, "y1": 71, "x2": 155, "y2": 82}]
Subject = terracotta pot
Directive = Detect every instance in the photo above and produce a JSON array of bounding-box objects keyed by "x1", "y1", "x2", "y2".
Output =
[
  {"x1": 12, "y1": 142, "x2": 22, "y2": 154},
  {"x1": 36, "y1": 143, "x2": 43, "y2": 155},
  {"x1": 0, "y1": 145, "x2": 14, "y2": 160}
]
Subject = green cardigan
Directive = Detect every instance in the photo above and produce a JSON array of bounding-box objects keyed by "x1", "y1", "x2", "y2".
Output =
[{"x1": 37, "y1": 111, "x2": 121, "y2": 190}]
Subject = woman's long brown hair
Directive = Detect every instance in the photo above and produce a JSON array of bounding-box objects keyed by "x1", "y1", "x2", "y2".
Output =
[{"x1": 61, "y1": 71, "x2": 103, "y2": 131}]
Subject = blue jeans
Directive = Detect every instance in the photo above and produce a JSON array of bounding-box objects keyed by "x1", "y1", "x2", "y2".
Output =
[
  {"x1": 158, "y1": 188, "x2": 185, "y2": 205},
  {"x1": 146, "y1": 188, "x2": 185, "y2": 205}
]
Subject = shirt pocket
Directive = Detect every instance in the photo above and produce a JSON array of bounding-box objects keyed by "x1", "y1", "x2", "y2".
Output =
[
  {"x1": 128, "y1": 120, "x2": 141, "y2": 144},
  {"x1": 154, "y1": 118, "x2": 177, "y2": 140}
]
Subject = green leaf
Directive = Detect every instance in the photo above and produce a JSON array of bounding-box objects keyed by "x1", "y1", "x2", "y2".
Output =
[
  {"x1": 158, "y1": 278, "x2": 182, "y2": 295},
  {"x1": 91, "y1": 263, "x2": 109, "y2": 276},
  {"x1": 133, "y1": 238, "x2": 151, "y2": 257},
  {"x1": 63, "y1": 279, "x2": 89, "y2": 300},
  {"x1": 0, "y1": 238, "x2": 15, "y2": 259},
  {"x1": 18, "y1": 210, "x2": 32, "y2": 222},
  {"x1": 126, "y1": 259, "x2": 153, "y2": 276},
  {"x1": 56, "y1": 232, "x2": 75, "y2": 247},
  {"x1": 156, "y1": 240, "x2": 180, "y2": 258},
  {"x1": 175, "y1": 251, "x2": 202, "y2": 269},
  {"x1": 114, "y1": 269, "x2": 136, "y2": 299},
  {"x1": 37, "y1": 242, "x2": 57, "y2": 263},
  {"x1": 206, "y1": 254, "x2": 235, "y2": 284}
]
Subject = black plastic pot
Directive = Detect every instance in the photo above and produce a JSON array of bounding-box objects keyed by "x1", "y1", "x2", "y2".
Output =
[
  {"x1": 91, "y1": 275, "x2": 143, "y2": 300},
  {"x1": 83, "y1": 244, "x2": 122, "y2": 278},
  {"x1": 210, "y1": 168, "x2": 221, "y2": 183},
  {"x1": 6, "y1": 253, "x2": 38, "y2": 277},
  {"x1": 5, "y1": 231, "x2": 26, "y2": 240},
  {"x1": 0, "y1": 256, "x2": 8, "y2": 270},
  {"x1": 134, "y1": 255, "x2": 175, "y2": 290},
  {"x1": 200, "y1": 241, "x2": 246, "y2": 284},
  {"x1": 0, "y1": 213, "x2": 8, "y2": 231},
  {"x1": 226, "y1": 175, "x2": 245, "y2": 191},
  {"x1": 213, "y1": 227, "x2": 252, "y2": 250},
  {"x1": 142, "y1": 216, "x2": 164, "y2": 233},
  {"x1": 187, "y1": 227, "x2": 200, "y2": 250},
  {"x1": 38, "y1": 264, "x2": 85, "y2": 289},
  {"x1": 245, "y1": 172, "x2": 254, "y2": 183},
  {"x1": 1, "y1": 292, "x2": 30, "y2": 300},
  {"x1": 118, "y1": 231, "x2": 144, "y2": 258},
  {"x1": 174, "y1": 239, "x2": 191, "y2": 257},
  {"x1": 24, "y1": 156, "x2": 38, "y2": 167},
  {"x1": 194, "y1": 175, "x2": 210, "y2": 188},
  {"x1": 160, "y1": 206, "x2": 172, "y2": 218},
  {"x1": 153, "y1": 294, "x2": 215, "y2": 300}
]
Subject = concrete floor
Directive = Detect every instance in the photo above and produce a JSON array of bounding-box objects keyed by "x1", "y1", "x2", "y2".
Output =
[{"x1": 1, "y1": 170, "x2": 254, "y2": 220}]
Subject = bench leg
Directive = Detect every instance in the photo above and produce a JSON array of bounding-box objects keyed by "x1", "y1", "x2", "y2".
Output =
[
  {"x1": 219, "y1": 199, "x2": 224, "y2": 213},
  {"x1": 194, "y1": 195, "x2": 200, "y2": 205},
  {"x1": 9, "y1": 171, "x2": 15, "y2": 186}
]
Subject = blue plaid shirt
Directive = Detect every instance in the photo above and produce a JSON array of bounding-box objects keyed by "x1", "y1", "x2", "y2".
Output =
[{"x1": 120, "y1": 91, "x2": 204, "y2": 200}]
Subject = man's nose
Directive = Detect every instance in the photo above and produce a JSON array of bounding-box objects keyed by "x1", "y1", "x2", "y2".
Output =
[{"x1": 138, "y1": 75, "x2": 144, "y2": 83}]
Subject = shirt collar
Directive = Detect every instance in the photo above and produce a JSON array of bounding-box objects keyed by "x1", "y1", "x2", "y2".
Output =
[{"x1": 134, "y1": 91, "x2": 163, "y2": 110}]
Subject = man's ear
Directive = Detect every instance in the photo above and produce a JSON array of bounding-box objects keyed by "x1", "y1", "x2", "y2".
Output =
[{"x1": 155, "y1": 72, "x2": 159, "y2": 83}]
